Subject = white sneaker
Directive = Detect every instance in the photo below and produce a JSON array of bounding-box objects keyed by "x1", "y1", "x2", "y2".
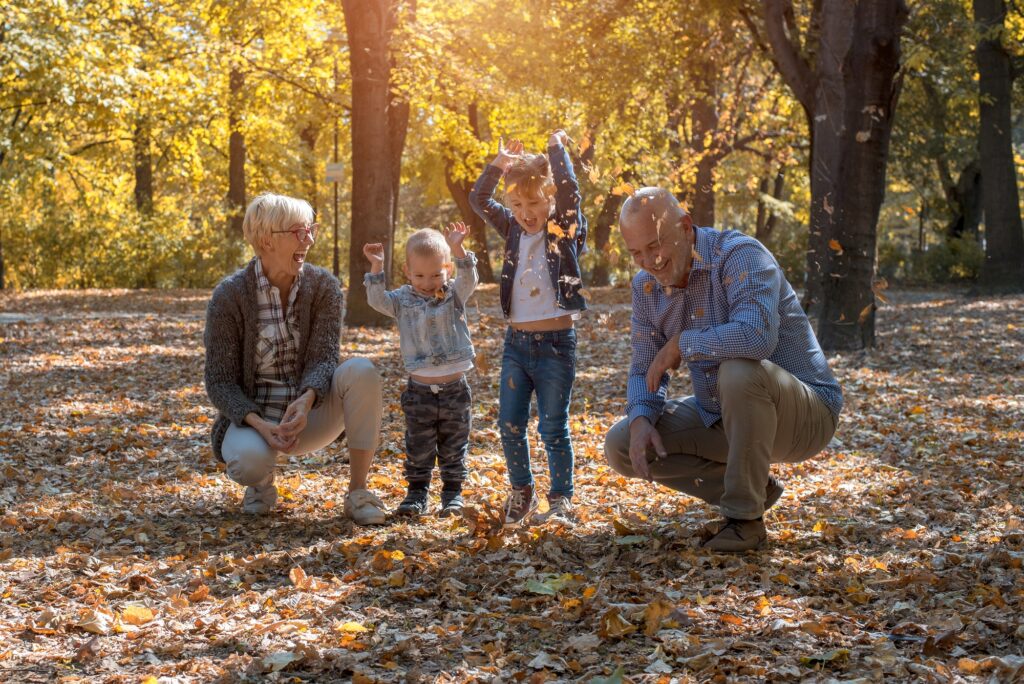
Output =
[
  {"x1": 531, "y1": 495, "x2": 575, "y2": 525},
  {"x1": 344, "y1": 489, "x2": 386, "y2": 525},
  {"x1": 242, "y1": 474, "x2": 278, "y2": 514}
]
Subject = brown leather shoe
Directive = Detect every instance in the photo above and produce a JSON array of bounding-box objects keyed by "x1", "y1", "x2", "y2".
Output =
[
  {"x1": 696, "y1": 476, "x2": 783, "y2": 542},
  {"x1": 702, "y1": 518, "x2": 767, "y2": 552}
]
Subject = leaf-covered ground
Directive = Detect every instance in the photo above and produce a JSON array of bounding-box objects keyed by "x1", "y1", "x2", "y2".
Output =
[{"x1": 0, "y1": 285, "x2": 1022, "y2": 683}]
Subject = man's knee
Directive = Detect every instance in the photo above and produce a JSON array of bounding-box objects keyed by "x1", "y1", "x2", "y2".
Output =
[
  {"x1": 718, "y1": 358, "x2": 766, "y2": 399},
  {"x1": 603, "y1": 419, "x2": 633, "y2": 475}
]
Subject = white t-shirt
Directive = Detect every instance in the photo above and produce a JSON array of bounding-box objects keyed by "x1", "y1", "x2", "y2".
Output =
[{"x1": 509, "y1": 230, "x2": 581, "y2": 324}]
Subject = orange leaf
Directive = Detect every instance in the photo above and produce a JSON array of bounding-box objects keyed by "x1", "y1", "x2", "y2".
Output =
[{"x1": 828, "y1": 239, "x2": 843, "y2": 254}]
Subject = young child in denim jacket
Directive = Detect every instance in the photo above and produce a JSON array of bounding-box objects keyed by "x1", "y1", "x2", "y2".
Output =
[
  {"x1": 469, "y1": 130, "x2": 588, "y2": 526},
  {"x1": 363, "y1": 223, "x2": 479, "y2": 518}
]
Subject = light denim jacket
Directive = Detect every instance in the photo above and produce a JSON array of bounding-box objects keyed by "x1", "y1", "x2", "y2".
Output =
[{"x1": 364, "y1": 251, "x2": 479, "y2": 373}]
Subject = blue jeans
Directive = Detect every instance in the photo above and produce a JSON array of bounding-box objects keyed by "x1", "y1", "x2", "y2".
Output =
[{"x1": 498, "y1": 327, "x2": 577, "y2": 498}]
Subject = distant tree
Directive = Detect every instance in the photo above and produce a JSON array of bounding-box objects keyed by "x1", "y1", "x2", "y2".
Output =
[
  {"x1": 341, "y1": 0, "x2": 408, "y2": 326},
  {"x1": 974, "y1": 0, "x2": 1024, "y2": 290}
]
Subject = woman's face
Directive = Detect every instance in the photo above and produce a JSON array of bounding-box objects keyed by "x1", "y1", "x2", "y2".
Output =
[{"x1": 261, "y1": 220, "x2": 316, "y2": 280}]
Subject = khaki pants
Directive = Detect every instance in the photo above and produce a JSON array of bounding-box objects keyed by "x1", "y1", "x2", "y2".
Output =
[
  {"x1": 604, "y1": 359, "x2": 836, "y2": 519},
  {"x1": 222, "y1": 358, "x2": 383, "y2": 487}
]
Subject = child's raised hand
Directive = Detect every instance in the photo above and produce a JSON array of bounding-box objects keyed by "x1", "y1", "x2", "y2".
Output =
[
  {"x1": 494, "y1": 137, "x2": 524, "y2": 171},
  {"x1": 362, "y1": 242, "x2": 385, "y2": 273},
  {"x1": 444, "y1": 222, "x2": 469, "y2": 257},
  {"x1": 549, "y1": 129, "x2": 569, "y2": 147}
]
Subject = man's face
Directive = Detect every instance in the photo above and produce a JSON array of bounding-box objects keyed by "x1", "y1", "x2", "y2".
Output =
[{"x1": 621, "y1": 210, "x2": 693, "y2": 288}]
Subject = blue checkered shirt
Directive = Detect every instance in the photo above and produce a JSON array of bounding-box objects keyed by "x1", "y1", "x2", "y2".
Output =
[{"x1": 627, "y1": 227, "x2": 843, "y2": 427}]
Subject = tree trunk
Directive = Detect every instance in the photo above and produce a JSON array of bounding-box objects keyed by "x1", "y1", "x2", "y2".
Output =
[
  {"x1": 442, "y1": 102, "x2": 494, "y2": 283},
  {"x1": 298, "y1": 122, "x2": 322, "y2": 217},
  {"x1": 342, "y1": 0, "x2": 398, "y2": 326},
  {"x1": 974, "y1": 0, "x2": 1024, "y2": 290},
  {"x1": 387, "y1": 0, "x2": 414, "y2": 279},
  {"x1": 763, "y1": 0, "x2": 908, "y2": 350},
  {"x1": 690, "y1": 80, "x2": 719, "y2": 227},
  {"x1": 590, "y1": 189, "x2": 626, "y2": 286},
  {"x1": 133, "y1": 117, "x2": 154, "y2": 216},
  {"x1": 921, "y1": 81, "x2": 983, "y2": 240},
  {"x1": 945, "y1": 161, "x2": 982, "y2": 239},
  {"x1": 756, "y1": 169, "x2": 786, "y2": 243},
  {"x1": 445, "y1": 165, "x2": 495, "y2": 283},
  {"x1": 227, "y1": 68, "x2": 247, "y2": 238}
]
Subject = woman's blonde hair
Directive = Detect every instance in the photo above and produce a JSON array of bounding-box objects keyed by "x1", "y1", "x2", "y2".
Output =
[
  {"x1": 242, "y1": 192, "x2": 315, "y2": 250},
  {"x1": 504, "y1": 153, "x2": 555, "y2": 201}
]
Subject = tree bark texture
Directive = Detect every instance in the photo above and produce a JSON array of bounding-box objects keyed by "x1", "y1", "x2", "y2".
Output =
[
  {"x1": 590, "y1": 189, "x2": 626, "y2": 286},
  {"x1": 974, "y1": 0, "x2": 1024, "y2": 289},
  {"x1": 762, "y1": 0, "x2": 908, "y2": 350},
  {"x1": 133, "y1": 117, "x2": 153, "y2": 216},
  {"x1": 690, "y1": 75, "x2": 719, "y2": 227},
  {"x1": 341, "y1": 0, "x2": 400, "y2": 326},
  {"x1": 227, "y1": 68, "x2": 247, "y2": 238},
  {"x1": 298, "y1": 122, "x2": 322, "y2": 218}
]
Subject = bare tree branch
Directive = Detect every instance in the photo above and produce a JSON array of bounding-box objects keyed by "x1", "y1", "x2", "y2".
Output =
[{"x1": 762, "y1": 0, "x2": 816, "y2": 109}]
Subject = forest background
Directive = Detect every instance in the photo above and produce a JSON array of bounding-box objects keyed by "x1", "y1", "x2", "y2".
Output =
[{"x1": 2, "y1": 0, "x2": 1023, "y2": 351}]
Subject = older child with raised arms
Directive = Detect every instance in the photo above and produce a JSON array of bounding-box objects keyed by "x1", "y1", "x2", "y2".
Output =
[
  {"x1": 363, "y1": 223, "x2": 479, "y2": 518},
  {"x1": 470, "y1": 129, "x2": 588, "y2": 526}
]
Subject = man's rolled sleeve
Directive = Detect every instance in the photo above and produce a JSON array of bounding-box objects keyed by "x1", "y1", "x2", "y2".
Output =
[{"x1": 625, "y1": 283, "x2": 669, "y2": 423}]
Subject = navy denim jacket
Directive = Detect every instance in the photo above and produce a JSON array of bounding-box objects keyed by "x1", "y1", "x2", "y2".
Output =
[
  {"x1": 364, "y1": 252, "x2": 478, "y2": 373},
  {"x1": 469, "y1": 143, "x2": 588, "y2": 319}
]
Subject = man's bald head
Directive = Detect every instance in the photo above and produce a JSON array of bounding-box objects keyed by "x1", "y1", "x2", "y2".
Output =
[
  {"x1": 619, "y1": 187, "x2": 688, "y2": 236},
  {"x1": 618, "y1": 187, "x2": 695, "y2": 288}
]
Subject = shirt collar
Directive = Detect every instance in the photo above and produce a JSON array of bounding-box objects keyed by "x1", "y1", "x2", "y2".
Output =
[
  {"x1": 689, "y1": 226, "x2": 712, "y2": 274},
  {"x1": 254, "y1": 257, "x2": 302, "y2": 294}
]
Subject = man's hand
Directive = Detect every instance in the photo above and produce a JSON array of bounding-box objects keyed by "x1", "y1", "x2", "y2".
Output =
[
  {"x1": 548, "y1": 129, "x2": 569, "y2": 147},
  {"x1": 444, "y1": 221, "x2": 469, "y2": 258},
  {"x1": 277, "y1": 389, "x2": 315, "y2": 442},
  {"x1": 493, "y1": 137, "x2": 524, "y2": 172},
  {"x1": 363, "y1": 243, "x2": 385, "y2": 274},
  {"x1": 628, "y1": 416, "x2": 666, "y2": 482},
  {"x1": 646, "y1": 333, "x2": 682, "y2": 393}
]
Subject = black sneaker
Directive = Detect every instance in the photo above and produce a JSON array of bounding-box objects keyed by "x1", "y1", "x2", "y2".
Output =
[
  {"x1": 396, "y1": 488, "x2": 429, "y2": 518},
  {"x1": 438, "y1": 490, "x2": 464, "y2": 518}
]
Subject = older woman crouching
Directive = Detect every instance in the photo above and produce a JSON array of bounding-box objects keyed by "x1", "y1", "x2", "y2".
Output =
[{"x1": 204, "y1": 192, "x2": 386, "y2": 524}]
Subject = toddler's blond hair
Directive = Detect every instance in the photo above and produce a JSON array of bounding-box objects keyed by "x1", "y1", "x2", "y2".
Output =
[{"x1": 406, "y1": 228, "x2": 451, "y2": 262}]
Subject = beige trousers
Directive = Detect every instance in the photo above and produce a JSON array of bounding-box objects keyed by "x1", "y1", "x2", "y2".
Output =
[
  {"x1": 222, "y1": 358, "x2": 383, "y2": 487},
  {"x1": 605, "y1": 358, "x2": 836, "y2": 519}
]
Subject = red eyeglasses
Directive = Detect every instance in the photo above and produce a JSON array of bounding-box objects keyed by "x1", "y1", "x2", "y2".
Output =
[{"x1": 271, "y1": 223, "x2": 319, "y2": 242}]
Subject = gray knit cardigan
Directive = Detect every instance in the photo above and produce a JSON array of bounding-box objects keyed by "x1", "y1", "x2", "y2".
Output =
[{"x1": 204, "y1": 258, "x2": 343, "y2": 461}]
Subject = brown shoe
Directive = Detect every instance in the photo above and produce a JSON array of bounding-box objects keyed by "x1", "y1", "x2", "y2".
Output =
[
  {"x1": 702, "y1": 518, "x2": 768, "y2": 552},
  {"x1": 697, "y1": 476, "x2": 783, "y2": 541},
  {"x1": 502, "y1": 484, "x2": 538, "y2": 528}
]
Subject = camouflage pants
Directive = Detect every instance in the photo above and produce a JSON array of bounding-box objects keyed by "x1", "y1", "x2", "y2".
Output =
[{"x1": 401, "y1": 376, "x2": 471, "y2": 487}]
